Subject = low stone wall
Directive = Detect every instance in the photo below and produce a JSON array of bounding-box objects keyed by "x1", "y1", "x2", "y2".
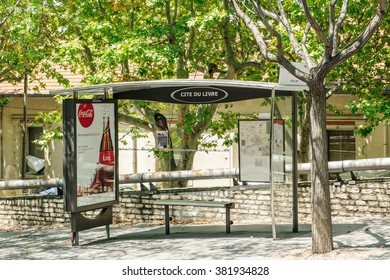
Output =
[
  {"x1": 0, "y1": 196, "x2": 69, "y2": 227},
  {"x1": 0, "y1": 181, "x2": 389, "y2": 229}
]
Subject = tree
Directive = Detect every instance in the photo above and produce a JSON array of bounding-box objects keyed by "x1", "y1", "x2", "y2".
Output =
[
  {"x1": 44, "y1": 0, "x2": 269, "y2": 187},
  {"x1": 0, "y1": 0, "x2": 63, "y2": 87},
  {"x1": 229, "y1": 0, "x2": 387, "y2": 253}
]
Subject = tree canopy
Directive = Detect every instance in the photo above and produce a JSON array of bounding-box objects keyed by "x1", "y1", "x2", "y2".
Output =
[
  {"x1": 0, "y1": 0, "x2": 63, "y2": 87},
  {"x1": 8, "y1": 0, "x2": 271, "y2": 188}
]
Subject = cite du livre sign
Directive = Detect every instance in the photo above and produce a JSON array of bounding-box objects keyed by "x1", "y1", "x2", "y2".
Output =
[
  {"x1": 63, "y1": 99, "x2": 119, "y2": 213},
  {"x1": 170, "y1": 87, "x2": 229, "y2": 103}
]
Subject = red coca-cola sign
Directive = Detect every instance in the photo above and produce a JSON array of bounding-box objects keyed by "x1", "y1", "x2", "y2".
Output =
[{"x1": 78, "y1": 103, "x2": 94, "y2": 128}]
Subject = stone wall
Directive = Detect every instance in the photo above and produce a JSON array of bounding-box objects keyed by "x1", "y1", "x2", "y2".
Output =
[
  {"x1": 0, "y1": 181, "x2": 389, "y2": 228},
  {"x1": 0, "y1": 196, "x2": 69, "y2": 227}
]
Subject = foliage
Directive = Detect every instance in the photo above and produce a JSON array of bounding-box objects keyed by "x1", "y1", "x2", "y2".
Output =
[
  {"x1": 31, "y1": 110, "x2": 63, "y2": 147},
  {"x1": 207, "y1": 106, "x2": 258, "y2": 147},
  {"x1": 339, "y1": 16, "x2": 389, "y2": 136},
  {"x1": 32, "y1": 0, "x2": 271, "y2": 176},
  {"x1": 0, "y1": 97, "x2": 11, "y2": 107},
  {"x1": 0, "y1": 0, "x2": 62, "y2": 87}
]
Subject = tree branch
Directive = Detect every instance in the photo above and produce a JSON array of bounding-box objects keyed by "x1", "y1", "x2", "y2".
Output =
[
  {"x1": 0, "y1": 68, "x2": 13, "y2": 81},
  {"x1": 193, "y1": 104, "x2": 218, "y2": 137},
  {"x1": 173, "y1": 0, "x2": 178, "y2": 23},
  {"x1": 229, "y1": 0, "x2": 311, "y2": 82},
  {"x1": 296, "y1": 0, "x2": 330, "y2": 46},
  {"x1": 177, "y1": 104, "x2": 190, "y2": 141},
  {"x1": 242, "y1": 61, "x2": 266, "y2": 69},
  {"x1": 302, "y1": 23, "x2": 315, "y2": 67},
  {"x1": 222, "y1": 0, "x2": 242, "y2": 77},
  {"x1": 249, "y1": 0, "x2": 283, "y2": 57},
  {"x1": 118, "y1": 113, "x2": 153, "y2": 132},
  {"x1": 229, "y1": 0, "x2": 278, "y2": 61},
  {"x1": 187, "y1": 1, "x2": 196, "y2": 62},
  {"x1": 332, "y1": 0, "x2": 387, "y2": 68},
  {"x1": 0, "y1": 0, "x2": 21, "y2": 28},
  {"x1": 329, "y1": 0, "x2": 337, "y2": 50},
  {"x1": 329, "y1": 0, "x2": 349, "y2": 56},
  {"x1": 165, "y1": 0, "x2": 171, "y2": 25},
  {"x1": 274, "y1": 0, "x2": 307, "y2": 62},
  {"x1": 97, "y1": 0, "x2": 107, "y2": 16}
]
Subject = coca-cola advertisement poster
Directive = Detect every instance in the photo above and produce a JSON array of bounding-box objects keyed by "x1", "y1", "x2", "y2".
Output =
[{"x1": 63, "y1": 99, "x2": 118, "y2": 212}]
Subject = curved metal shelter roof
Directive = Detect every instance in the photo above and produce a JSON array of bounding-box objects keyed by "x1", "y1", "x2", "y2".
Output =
[{"x1": 50, "y1": 79, "x2": 308, "y2": 104}]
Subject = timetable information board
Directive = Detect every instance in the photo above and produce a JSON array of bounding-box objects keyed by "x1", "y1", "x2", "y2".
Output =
[{"x1": 238, "y1": 120, "x2": 284, "y2": 182}]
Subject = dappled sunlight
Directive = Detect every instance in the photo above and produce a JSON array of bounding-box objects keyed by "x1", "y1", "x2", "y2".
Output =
[{"x1": 1, "y1": 220, "x2": 388, "y2": 260}]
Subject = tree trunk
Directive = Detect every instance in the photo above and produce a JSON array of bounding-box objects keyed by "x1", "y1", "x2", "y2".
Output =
[
  {"x1": 298, "y1": 93, "x2": 310, "y2": 181},
  {"x1": 176, "y1": 139, "x2": 197, "y2": 188},
  {"x1": 308, "y1": 82, "x2": 334, "y2": 254}
]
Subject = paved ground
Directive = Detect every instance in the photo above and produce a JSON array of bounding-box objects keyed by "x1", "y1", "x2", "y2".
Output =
[{"x1": 0, "y1": 218, "x2": 389, "y2": 260}]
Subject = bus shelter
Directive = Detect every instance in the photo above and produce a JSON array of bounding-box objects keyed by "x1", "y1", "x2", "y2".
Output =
[{"x1": 53, "y1": 79, "x2": 307, "y2": 242}]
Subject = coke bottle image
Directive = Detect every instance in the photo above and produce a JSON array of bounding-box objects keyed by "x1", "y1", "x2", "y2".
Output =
[
  {"x1": 98, "y1": 116, "x2": 115, "y2": 192},
  {"x1": 99, "y1": 116, "x2": 115, "y2": 166},
  {"x1": 82, "y1": 116, "x2": 115, "y2": 196}
]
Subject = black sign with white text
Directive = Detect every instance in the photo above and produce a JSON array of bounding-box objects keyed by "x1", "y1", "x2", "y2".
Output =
[{"x1": 170, "y1": 87, "x2": 229, "y2": 103}]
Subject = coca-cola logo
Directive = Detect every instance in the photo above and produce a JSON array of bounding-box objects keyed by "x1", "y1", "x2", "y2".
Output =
[{"x1": 78, "y1": 103, "x2": 94, "y2": 128}]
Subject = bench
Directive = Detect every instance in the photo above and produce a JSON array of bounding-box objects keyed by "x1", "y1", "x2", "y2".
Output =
[{"x1": 154, "y1": 199, "x2": 234, "y2": 235}]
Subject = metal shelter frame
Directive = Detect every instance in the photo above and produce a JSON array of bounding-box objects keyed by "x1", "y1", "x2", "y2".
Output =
[{"x1": 52, "y1": 79, "x2": 309, "y2": 235}]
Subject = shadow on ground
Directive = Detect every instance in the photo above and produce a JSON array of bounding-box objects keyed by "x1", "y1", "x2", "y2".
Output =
[{"x1": 0, "y1": 221, "x2": 388, "y2": 260}]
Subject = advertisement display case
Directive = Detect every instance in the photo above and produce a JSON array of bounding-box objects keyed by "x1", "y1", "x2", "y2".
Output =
[
  {"x1": 63, "y1": 99, "x2": 118, "y2": 212},
  {"x1": 63, "y1": 99, "x2": 118, "y2": 244}
]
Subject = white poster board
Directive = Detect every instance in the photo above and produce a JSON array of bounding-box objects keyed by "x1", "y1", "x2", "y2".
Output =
[
  {"x1": 75, "y1": 101, "x2": 117, "y2": 208},
  {"x1": 238, "y1": 120, "x2": 285, "y2": 182}
]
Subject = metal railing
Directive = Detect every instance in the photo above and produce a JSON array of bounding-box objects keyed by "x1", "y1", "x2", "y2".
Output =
[{"x1": 1, "y1": 157, "x2": 390, "y2": 192}]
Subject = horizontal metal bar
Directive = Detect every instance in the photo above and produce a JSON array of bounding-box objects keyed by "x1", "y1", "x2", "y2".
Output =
[
  {"x1": 285, "y1": 157, "x2": 390, "y2": 174},
  {"x1": 119, "y1": 168, "x2": 239, "y2": 184},
  {"x1": 0, "y1": 178, "x2": 63, "y2": 191},
  {"x1": 2, "y1": 158, "x2": 390, "y2": 191},
  {"x1": 0, "y1": 168, "x2": 238, "y2": 190}
]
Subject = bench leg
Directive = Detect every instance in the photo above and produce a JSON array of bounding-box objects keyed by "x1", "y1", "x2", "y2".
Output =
[
  {"x1": 225, "y1": 206, "x2": 231, "y2": 234},
  {"x1": 164, "y1": 205, "x2": 170, "y2": 235}
]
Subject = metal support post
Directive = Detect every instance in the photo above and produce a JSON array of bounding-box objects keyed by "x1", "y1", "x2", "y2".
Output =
[
  {"x1": 270, "y1": 87, "x2": 277, "y2": 240},
  {"x1": 106, "y1": 224, "x2": 110, "y2": 238},
  {"x1": 292, "y1": 92, "x2": 299, "y2": 233},
  {"x1": 164, "y1": 205, "x2": 170, "y2": 235},
  {"x1": 225, "y1": 206, "x2": 231, "y2": 234}
]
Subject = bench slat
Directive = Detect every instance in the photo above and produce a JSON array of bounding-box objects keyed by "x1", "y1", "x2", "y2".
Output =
[{"x1": 155, "y1": 199, "x2": 234, "y2": 208}]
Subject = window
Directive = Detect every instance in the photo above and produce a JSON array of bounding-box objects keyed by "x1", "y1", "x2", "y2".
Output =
[
  {"x1": 327, "y1": 130, "x2": 356, "y2": 161},
  {"x1": 26, "y1": 126, "x2": 44, "y2": 174},
  {"x1": 28, "y1": 127, "x2": 44, "y2": 158}
]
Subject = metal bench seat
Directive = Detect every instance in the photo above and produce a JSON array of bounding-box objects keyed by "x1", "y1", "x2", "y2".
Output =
[{"x1": 154, "y1": 199, "x2": 234, "y2": 235}]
